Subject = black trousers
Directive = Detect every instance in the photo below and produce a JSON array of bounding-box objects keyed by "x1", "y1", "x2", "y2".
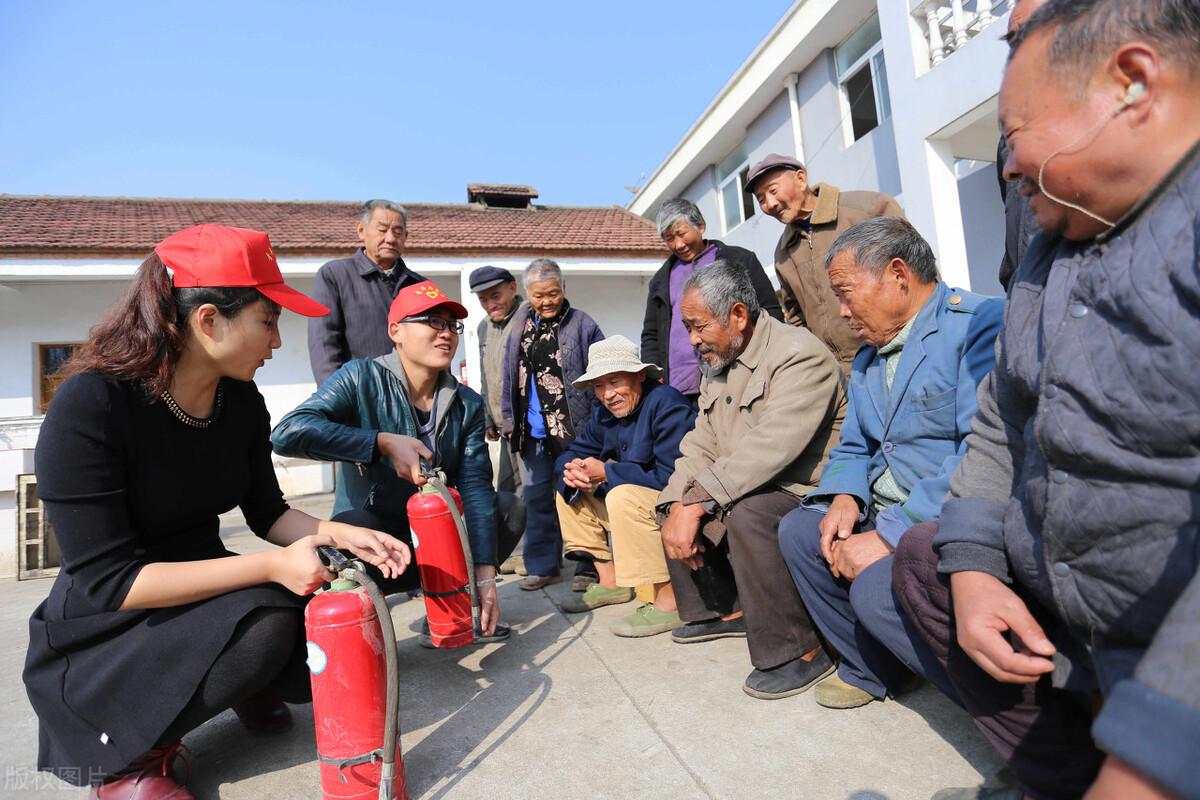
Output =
[
  {"x1": 666, "y1": 490, "x2": 820, "y2": 670},
  {"x1": 333, "y1": 492, "x2": 523, "y2": 595},
  {"x1": 892, "y1": 523, "x2": 1103, "y2": 800}
]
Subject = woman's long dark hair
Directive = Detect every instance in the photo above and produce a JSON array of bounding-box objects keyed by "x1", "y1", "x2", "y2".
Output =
[{"x1": 63, "y1": 253, "x2": 266, "y2": 398}]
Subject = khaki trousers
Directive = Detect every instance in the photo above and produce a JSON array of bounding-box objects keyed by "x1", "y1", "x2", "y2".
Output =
[{"x1": 555, "y1": 484, "x2": 668, "y2": 587}]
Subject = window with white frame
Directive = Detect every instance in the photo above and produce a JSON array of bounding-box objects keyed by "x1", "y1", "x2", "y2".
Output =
[
  {"x1": 836, "y1": 14, "x2": 891, "y2": 143},
  {"x1": 715, "y1": 147, "x2": 756, "y2": 233}
]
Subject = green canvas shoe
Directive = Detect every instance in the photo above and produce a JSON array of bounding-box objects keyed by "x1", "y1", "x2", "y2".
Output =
[
  {"x1": 559, "y1": 584, "x2": 634, "y2": 614},
  {"x1": 814, "y1": 673, "x2": 876, "y2": 709},
  {"x1": 608, "y1": 604, "x2": 681, "y2": 638}
]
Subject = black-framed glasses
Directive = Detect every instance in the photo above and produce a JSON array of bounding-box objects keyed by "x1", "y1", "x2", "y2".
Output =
[{"x1": 400, "y1": 315, "x2": 464, "y2": 334}]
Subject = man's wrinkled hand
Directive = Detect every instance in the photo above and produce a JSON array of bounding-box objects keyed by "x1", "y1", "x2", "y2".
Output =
[
  {"x1": 485, "y1": 425, "x2": 501, "y2": 442},
  {"x1": 819, "y1": 494, "x2": 861, "y2": 563},
  {"x1": 562, "y1": 459, "x2": 593, "y2": 490},
  {"x1": 829, "y1": 530, "x2": 892, "y2": 581},
  {"x1": 951, "y1": 570, "x2": 1056, "y2": 683},
  {"x1": 662, "y1": 502, "x2": 704, "y2": 569},
  {"x1": 579, "y1": 457, "x2": 607, "y2": 485}
]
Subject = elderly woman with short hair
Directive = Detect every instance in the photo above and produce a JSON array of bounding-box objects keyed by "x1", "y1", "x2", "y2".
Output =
[
  {"x1": 641, "y1": 198, "x2": 784, "y2": 405},
  {"x1": 501, "y1": 259, "x2": 605, "y2": 590}
]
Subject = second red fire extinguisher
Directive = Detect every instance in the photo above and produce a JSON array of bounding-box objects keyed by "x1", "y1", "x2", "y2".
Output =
[{"x1": 407, "y1": 477, "x2": 478, "y2": 648}]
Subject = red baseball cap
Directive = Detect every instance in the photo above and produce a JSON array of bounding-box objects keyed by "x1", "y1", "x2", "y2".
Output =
[
  {"x1": 155, "y1": 224, "x2": 329, "y2": 317},
  {"x1": 388, "y1": 281, "x2": 469, "y2": 324}
]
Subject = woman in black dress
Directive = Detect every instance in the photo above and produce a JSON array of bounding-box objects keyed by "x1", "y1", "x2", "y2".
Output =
[{"x1": 23, "y1": 224, "x2": 411, "y2": 799}]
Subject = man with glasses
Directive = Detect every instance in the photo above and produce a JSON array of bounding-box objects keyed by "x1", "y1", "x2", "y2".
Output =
[
  {"x1": 308, "y1": 199, "x2": 428, "y2": 384},
  {"x1": 274, "y1": 281, "x2": 519, "y2": 642}
]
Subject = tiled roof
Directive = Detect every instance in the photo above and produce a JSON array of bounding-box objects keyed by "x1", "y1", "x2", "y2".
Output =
[{"x1": 0, "y1": 195, "x2": 666, "y2": 258}]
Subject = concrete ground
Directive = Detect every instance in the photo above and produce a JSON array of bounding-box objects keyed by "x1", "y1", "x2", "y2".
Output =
[{"x1": 3, "y1": 494, "x2": 1002, "y2": 800}]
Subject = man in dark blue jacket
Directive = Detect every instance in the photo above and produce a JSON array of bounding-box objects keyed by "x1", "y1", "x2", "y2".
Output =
[
  {"x1": 275, "y1": 281, "x2": 518, "y2": 640},
  {"x1": 894, "y1": 3, "x2": 1200, "y2": 798},
  {"x1": 553, "y1": 335, "x2": 695, "y2": 638}
]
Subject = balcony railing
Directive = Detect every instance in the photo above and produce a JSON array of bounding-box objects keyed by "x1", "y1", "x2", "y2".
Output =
[{"x1": 912, "y1": 0, "x2": 1012, "y2": 68}]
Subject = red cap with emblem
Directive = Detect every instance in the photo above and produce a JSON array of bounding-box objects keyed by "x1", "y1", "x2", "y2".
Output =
[
  {"x1": 155, "y1": 224, "x2": 329, "y2": 317},
  {"x1": 388, "y1": 280, "x2": 469, "y2": 324}
]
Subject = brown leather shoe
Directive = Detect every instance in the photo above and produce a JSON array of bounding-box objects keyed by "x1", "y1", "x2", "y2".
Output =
[
  {"x1": 233, "y1": 692, "x2": 293, "y2": 734},
  {"x1": 91, "y1": 743, "x2": 194, "y2": 799},
  {"x1": 518, "y1": 574, "x2": 563, "y2": 591}
]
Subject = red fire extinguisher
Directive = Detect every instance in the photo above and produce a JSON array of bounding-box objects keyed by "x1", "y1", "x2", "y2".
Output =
[
  {"x1": 407, "y1": 477, "x2": 478, "y2": 648},
  {"x1": 307, "y1": 548, "x2": 407, "y2": 800}
]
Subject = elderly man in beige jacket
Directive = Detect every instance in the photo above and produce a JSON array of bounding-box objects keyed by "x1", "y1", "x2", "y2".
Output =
[
  {"x1": 748, "y1": 153, "x2": 904, "y2": 374},
  {"x1": 659, "y1": 258, "x2": 846, "y2": 699}
]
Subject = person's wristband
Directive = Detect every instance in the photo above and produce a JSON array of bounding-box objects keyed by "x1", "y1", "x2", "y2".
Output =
[{"x1": 477, "y1": 577, "x2": 497, "y2": 587}]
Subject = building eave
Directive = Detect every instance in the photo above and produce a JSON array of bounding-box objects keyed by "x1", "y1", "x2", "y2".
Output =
[{"x1": 626, "y1": 0, "x2": 875, "y2": 219}]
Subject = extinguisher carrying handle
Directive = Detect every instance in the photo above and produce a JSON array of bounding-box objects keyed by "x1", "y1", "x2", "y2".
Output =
[{"x1": 317, "y1": 545, "x2": 349, "y2": 572}]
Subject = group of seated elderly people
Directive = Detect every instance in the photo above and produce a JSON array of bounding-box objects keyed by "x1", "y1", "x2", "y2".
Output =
[{"x1": 547, "y1": 215, "x2": 1004, "y2": 709}]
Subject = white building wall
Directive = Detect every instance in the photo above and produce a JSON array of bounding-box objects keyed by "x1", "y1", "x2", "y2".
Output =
[
  {"x1": 630, "y1": 1, "x2": 1016, "y2": 298},
  {"x1": 0, "y1": 255, "x2": 658, "y2": 578}
]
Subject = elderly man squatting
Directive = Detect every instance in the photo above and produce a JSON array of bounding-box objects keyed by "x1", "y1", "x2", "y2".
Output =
[
  {"x1": 501, "y1": 259, "x2": 604, "y2": 591},
  {"x1": 552, "y1": 335, "x2": 695, "y2": 636},
  {"x1": 748, "y1": 153, "x2": 904, "y2": 374},
  {"x1": 892, "y1": 2, "x2": 1200, "y2": 798},
  {"x1": 642, "y1": 198, "x2": 783, "y2": 406},
  {"x1": 659, "y1": 259, "x2": 847, "y2": 699},
  {"x1": 777, "y1": 217, "x2": 1003, "y2": 711}
]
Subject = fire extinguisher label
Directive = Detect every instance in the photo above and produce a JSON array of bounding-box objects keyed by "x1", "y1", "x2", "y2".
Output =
[
  {"x1": 306, "y1": 641, "x2": 328, "y2": 675},
  {"x1": 410, "y1": 527, "x2": 420, "y2": 549}
]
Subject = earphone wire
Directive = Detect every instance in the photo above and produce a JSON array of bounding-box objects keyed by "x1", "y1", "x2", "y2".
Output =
[{"x1": 1034, "y1": 86, "x2": 1142, "y2": 229}]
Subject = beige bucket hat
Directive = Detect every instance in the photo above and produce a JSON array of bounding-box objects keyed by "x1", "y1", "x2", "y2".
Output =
[{"x1": 572, "y1": 335, "x2": 661, "y2": 388}]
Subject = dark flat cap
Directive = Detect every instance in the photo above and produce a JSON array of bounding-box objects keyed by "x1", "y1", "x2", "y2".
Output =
[
  {"x1": 745, "y1": 153, "x2": 805, "y2": 192},
  {"x1": 468, "y1": 265, "x2": 516, "y2": 293}
]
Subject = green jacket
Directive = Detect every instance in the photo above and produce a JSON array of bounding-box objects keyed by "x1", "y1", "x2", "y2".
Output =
[{"x1": 271, "y1": 353, "x2": 498, "y2": 565}]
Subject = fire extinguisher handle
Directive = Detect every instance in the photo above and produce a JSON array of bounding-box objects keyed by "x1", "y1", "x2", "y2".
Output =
[{"x1": 317, "y1": 545, "x2": 349, "y2": 571}]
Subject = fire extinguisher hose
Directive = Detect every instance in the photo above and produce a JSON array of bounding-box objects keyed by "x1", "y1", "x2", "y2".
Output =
[{"x1": 422, "y1": 467, "x2": 481, "y2": 635}]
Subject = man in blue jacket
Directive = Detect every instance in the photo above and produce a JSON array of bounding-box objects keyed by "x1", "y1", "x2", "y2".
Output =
[
  {"x1": 274, "y1": 281, "x2": 518, "y2": 640},
  {"x1": 553, "y1": 335, "x2": 695, "y2": 637},
  {"x1": 778, "y1": 217, "x2": 1003, "y2": 709}
]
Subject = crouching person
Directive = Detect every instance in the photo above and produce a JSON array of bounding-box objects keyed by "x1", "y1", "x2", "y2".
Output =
[
  {"x1": 778, "y1": 217, "x2": 1003, "y2": 709},
  {"x1": 272, "y1": 280, "x2": 516, "y2": 642},
  {"x1": 659, "y1": 259, "x2": 847, "y2": 699},
  {"x1": 552, "y1": 335, "x2": 694, "y2": 636}
]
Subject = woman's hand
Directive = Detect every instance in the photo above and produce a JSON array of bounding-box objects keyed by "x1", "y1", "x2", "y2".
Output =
[
  {"x1": 329, "y1": 523, "x2": 412, "y2": 580},
  {"x1": 476, "y1": 564, "x2": 500, "y2": 636},
  {"x1": 270, "y1": 534, "x2": 337, "y2": 595}
]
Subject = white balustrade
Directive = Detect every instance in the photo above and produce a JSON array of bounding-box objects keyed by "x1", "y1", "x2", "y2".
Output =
[{"x1": 912, "y1": 0, "x2": 1007, "y2": 72}]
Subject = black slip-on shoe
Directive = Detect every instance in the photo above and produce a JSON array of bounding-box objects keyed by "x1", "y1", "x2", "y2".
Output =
[
  {"x1": 742, "y1": 649, "x2": 835, "y2": 700},
  {"x1": 670, "y1": 616, "x2": 748, "y2": 643},
  {"x1": 419, "y1": 620, "x2": 512, "y2": 649}
]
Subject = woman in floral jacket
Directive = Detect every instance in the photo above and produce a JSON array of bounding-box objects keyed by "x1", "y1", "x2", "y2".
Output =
[{"x1": 501, "y1": 259, "x2": 604, "y2": 589}]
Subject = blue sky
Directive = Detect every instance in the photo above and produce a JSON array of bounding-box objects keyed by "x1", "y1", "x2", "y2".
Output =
[{"x1": 0, "y1": 1, "x2": 791, "y2": 207}]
